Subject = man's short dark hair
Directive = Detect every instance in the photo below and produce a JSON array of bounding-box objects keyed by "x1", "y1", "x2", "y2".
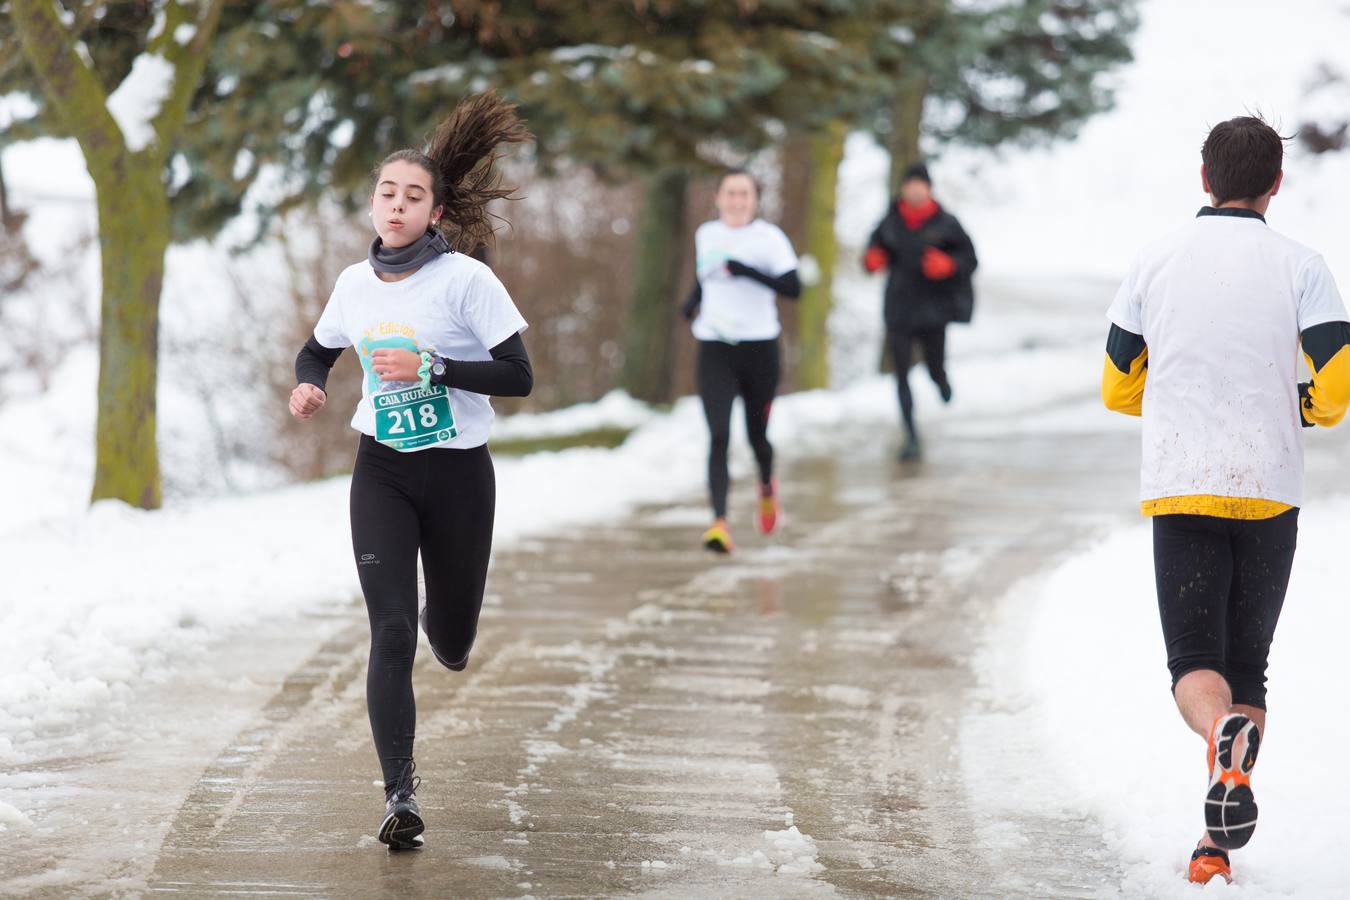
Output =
[{"x1": 1201, "y1": 117, "x2": 1288, "y2": 204}]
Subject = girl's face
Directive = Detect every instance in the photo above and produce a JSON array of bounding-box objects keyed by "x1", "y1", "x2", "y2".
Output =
[
  {"x1": 371, "y1": 160, "x2": 443, "y2": 248},
  {"x1": 715, "y1": 174, "x2": 758, "y2": 228}
]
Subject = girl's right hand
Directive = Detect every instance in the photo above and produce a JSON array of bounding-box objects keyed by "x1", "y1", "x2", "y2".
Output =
[{"x1": 290, "y1": 383, "x2": 326, "y2": 419}]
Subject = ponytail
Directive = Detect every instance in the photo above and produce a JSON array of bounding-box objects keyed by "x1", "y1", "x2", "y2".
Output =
[{"x1": 373, "y1": 91, "x2": 532, "y2": 253}]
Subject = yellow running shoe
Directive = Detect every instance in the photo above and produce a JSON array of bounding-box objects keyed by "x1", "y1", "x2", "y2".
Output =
[{"x1": 702, "y1": 519, "x2": 734, "y2": 554}]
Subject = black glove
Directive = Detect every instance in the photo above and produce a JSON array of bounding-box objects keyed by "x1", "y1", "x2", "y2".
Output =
[
  {"x1": 1299, "y1": 381, "x2": 1317, "y2": 427},
  {"x1": 726, "y1": 259, "x2": 756, "y2": 278}
]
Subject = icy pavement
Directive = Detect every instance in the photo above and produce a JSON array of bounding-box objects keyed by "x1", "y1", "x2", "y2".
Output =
[{"x1": 1, "y1": 414, "x2": 1148, "y2": 897}]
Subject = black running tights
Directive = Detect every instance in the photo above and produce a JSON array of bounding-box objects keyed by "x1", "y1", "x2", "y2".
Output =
[
  {"x1": 697, "y1": 339, "x2": 779, "y2": 519},
  {"x1": 888, "y1": 327, "x2": 948, "y2": 438},
  {"x1": 350, "y1": 435, "x2": 495, "y2": 792},
  {"x1": 1153, "y1": 509, "x2": 1298, "y2": 710}
]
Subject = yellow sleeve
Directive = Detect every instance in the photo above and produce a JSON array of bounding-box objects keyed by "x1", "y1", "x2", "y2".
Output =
[
  {"x1": 1300, "y1": 321, "x2": 1350, "y2": 427},
  {"x1": 1102, "y1": 324, "x2": 1148, "y2": 417}
]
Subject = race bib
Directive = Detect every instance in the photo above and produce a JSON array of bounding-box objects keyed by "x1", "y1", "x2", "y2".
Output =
[{"x1": 373, "y1": 384, "x2": 458, "y2": 450}]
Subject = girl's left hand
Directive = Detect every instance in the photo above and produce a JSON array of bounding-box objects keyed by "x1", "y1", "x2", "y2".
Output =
[{"x1": 371, "y1": 348, "x2": 423, "y2": 382}]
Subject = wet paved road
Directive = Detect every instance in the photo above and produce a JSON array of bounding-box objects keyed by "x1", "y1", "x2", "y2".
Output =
[{"x1": 116, "y1": 423, "x2": 1141, "y2": 899}]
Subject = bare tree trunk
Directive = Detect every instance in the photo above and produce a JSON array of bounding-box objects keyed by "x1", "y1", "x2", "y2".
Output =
[
  {"x1": 91, "y1": 171, "x2": 169, "y2": 507},
  {"x1": 621, "y1": 167, "x2": 687, "y2": 403},
  {"x1": 795, "y1": 121, "x2": 846, "y2": 390},
  {"x1": 0, "y1": 156, "x2": 11, "y2": 229}
]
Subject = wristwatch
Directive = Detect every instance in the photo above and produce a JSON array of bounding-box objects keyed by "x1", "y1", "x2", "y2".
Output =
[{"x1": 430, "y1": 355, "x2": 448, "y2": 383}]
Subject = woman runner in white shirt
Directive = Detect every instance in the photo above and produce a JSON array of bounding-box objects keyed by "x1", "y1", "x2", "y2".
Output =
[{"x1": 682, "y1": 169, "x2": 802, "y2": 553}]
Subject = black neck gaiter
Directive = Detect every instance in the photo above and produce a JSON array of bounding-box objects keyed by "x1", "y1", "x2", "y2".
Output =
[{"x1": 368, "y1": 228, "x2": 452, "y2": 274}]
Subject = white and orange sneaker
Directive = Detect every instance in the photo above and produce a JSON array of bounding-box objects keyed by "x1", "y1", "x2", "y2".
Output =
[
  {"x1": 757, "y1": 479, "x2": 780, "y2": 535},
  {"x1": 1205, "y1": 713, "x2": 1261, "y2": 849},
  {"x1": 702, "y1": 519, "x2": 734, "y2": 554},
  {"x1": 1188, "y1": 846, "x2": 1232, "y2": 885}
]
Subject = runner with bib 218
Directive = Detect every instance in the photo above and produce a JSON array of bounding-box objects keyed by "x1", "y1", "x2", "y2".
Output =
[{"x1": 289, "y1": 92, "x2": 533, "y2": 852}]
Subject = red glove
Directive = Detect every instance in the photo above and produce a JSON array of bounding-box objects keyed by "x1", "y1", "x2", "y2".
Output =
[
  {"x1": 922, "y1": 246, "x2": 957, "y2": 280},
  {"x1": 863, "y1": 245, "x2": 889, "y2": 273}
]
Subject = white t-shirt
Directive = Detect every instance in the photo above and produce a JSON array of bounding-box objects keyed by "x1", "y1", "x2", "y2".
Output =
[
  {"x1": 313, "y1": 251, "x2": 528, "y2": 451},
  {"x1": 691, "y1": 219, "x2": 799, "y2": 343},
  {"x1": 1107, "y1": 210, "x2": 1349, "y2": 507}
]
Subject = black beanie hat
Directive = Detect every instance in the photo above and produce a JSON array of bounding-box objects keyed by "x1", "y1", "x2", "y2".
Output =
[{"x1": 902, "y1": 163, "x2": 932, "y2": 185}]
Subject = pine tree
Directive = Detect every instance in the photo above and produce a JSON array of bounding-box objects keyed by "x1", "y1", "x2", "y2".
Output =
[{"x1": 880, "y1": 0, "x2": 1141, "y2": 194}]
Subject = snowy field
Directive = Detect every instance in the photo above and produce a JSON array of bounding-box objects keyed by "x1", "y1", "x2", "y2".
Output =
[{"x1": 5, "y1": 1, "x2": 1350, "y2": 895}]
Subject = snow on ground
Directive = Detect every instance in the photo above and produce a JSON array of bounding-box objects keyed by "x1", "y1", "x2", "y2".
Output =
[
  {"x1": 490, "y1": 389, "x2": 658, "y2": 441},
  {"x1": 965, "y1": 497, "x2": 1350, "y2": 899}
]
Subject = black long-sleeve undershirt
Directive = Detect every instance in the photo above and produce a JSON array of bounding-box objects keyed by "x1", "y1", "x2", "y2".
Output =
[
  {"x1": 294, "y1": 332, "x2": 533, "y2": 398},
  {"x1": 436, "y1": 331, "x2": 533, "y2": 397},
  {"x1": 681, "y1": 266, "x2": 802, "y2": 321},
  {"x1": 727, "y1": 261, "x2": 801, "y2": 298},
  {"x1": 295, "y1": 335, "x2": 343, "y2": 391},
  {"x1": 682, "y1": 282, "x2": 703, "y2": 321}
]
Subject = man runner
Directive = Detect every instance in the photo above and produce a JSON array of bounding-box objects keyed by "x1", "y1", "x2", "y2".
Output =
[{"x1": 1102, "y1": 115, "x2": 1350, "y2": 885}]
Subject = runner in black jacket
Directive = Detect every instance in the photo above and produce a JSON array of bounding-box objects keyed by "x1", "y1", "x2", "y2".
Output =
[{"x1": 864, "y1": 163, "x2": 977, "y2": 461}]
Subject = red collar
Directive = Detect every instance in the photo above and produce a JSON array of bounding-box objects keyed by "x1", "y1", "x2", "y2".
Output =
[{"x1": 899, "y1": 198, "x2": 939, "y2": 231}]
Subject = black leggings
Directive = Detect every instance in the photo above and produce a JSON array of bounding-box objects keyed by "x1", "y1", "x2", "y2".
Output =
[
  {"x1": 697, "y1": 339, "x2": 779, "y2": 519},
  {"x1": 1153, "y1": 509, "x2": 1299, "y2": 710},
  {"x1": 887, "y1": 328, "x2": 948, "y2": 437},
  {"x1": 350, "y1": 434, "x2": 495, "y2": 792}
]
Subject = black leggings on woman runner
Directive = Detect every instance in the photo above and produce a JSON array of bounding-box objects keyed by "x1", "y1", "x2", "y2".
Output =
[
  {"x1": 350, "y1": 434, "x2": 495, "y2": 792},
  {"x1": 1153, "y1": 509, "x2": 1298, "y2": 710},
  {"x1": 888, "y1": 327, "x2": 949, "y2": 438},
  {"x1": 697, "y1": 339, "x2": 779, "y2": 520}
]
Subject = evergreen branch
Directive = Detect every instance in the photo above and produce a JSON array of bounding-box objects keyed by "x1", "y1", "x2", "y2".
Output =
[{"x1": 149, "y1": 0, "x2": 228, "y2": 158}]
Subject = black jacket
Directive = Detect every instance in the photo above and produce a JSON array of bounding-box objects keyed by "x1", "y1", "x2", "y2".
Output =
[{"x1": 866, "y1": 202, "x2": 977, "y2": 333}]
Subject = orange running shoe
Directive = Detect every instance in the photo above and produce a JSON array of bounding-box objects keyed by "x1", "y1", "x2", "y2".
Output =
[
  {"x1": 757, "y1": 479, "x2": 779, "y2": 535},
  {"x1": 1188, "y1": 846, "x2": 1232, "y2": 885},
  {"x1": 1205, "y1": 713, "x2": 1260, "y2": 849},
  {"x1": 702, "y1": 519, "x2": 734, "y2": 554}
]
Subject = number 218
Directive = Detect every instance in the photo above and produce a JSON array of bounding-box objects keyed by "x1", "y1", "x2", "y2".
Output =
[{"x1": 386, "y1": 403, "x2": 438, "y2": 433}]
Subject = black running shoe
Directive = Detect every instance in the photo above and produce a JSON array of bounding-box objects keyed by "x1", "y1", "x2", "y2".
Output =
[
  {"x1": 899, "y1": 435, "x2": 922, "y2": 462},
  {"x1": 419, "y1": 607, "x2": 467, "y2": 671},
  {"x1": 378, "y1": 760, "x2": 425, "y2": 851},
  {"x1": 1205, "y1": 713, "x2": 1260, "y2": 850}
]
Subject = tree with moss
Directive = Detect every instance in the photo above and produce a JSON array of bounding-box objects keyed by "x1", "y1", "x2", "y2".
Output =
[{"x1": 5, "y1": 0, "x2": 228, "y2": 509}]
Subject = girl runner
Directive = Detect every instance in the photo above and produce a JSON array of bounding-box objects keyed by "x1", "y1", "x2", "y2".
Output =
[
  {"x1": 682, "y1": 169, "x2": 802, "y2": 553},
  {"x1": 289, "y1": 93, "x2": 532, "y2": 850}
]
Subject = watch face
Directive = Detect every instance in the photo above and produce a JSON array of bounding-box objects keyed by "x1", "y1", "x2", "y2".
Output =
[{"x1": 432, "y1": 362, "x2": 446, "y2": 376}]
